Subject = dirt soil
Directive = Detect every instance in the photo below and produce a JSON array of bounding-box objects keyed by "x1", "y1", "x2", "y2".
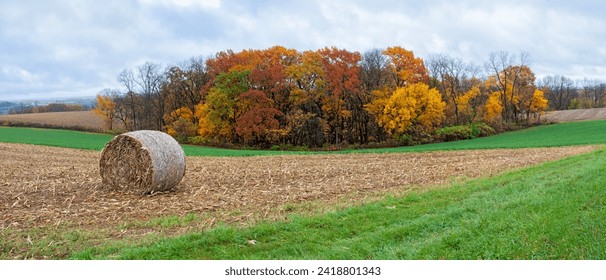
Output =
[{"x1": 0, "y1": 143, "x2": 599, "y2": 236}]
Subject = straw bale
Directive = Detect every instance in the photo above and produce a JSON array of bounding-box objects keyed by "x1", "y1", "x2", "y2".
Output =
[{"x1": 99, "y1": 130, "x2": 185, "y2": 194}]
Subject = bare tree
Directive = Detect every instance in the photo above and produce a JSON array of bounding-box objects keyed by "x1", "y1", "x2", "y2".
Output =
[
  {"x1": 581, "y1": 78, "x2": 606, "y2": 108},
  {"x1": 485, "y1": 51, "x2": 529, "y2": 123},
  {"x1": 427, "y1": 53, "x2": 477, "y2": 124},
  {"x1": 115, "y1": 62, "x2": 167, "y2": 131},
  {"x1": 135, "y1": 62, "x2": 165, "y2": 130},
  {"x1": 117, "y1": 68, "x2": 139, "y2": 130},
  {"x1": 540, "y1": 75, "x2": 576, "y2": 110},
  {"x1": 164, "y1": 57, "x2": 208, "y2": 112},
  {"x1": 360, "y1": 48, "x2": 389, "y2": 91}
]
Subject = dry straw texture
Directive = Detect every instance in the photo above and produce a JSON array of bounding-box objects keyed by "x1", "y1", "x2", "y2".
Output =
[
  {"x1": 1, "y1": 142, "x2": 599, "y2": 241},
  {"x1": 99, "y1": 130, "x2": 185, "y2": 194}
]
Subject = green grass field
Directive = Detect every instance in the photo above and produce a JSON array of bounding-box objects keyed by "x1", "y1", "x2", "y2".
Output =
[
  {"x1": 3, "y1": 120, "x2": 606, "y2": 156},
  {"x1": 0, "y1": 126, "x2": 292, "y2": 156},
  {"x1": 367, "y1": 120, "x2": 606, "y2": 152},
  {"x1": 73, "y1": 148, "x2": 606, "y2": 259}
]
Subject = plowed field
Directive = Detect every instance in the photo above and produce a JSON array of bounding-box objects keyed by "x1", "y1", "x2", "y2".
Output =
[{"x1": 1, "y1": 143, "x2": 598, "y2": 236}]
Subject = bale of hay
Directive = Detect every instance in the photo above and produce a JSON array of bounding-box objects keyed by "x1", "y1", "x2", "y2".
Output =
[{"x1": 99, "y1": 130, "x2": 186, "y2": 194}]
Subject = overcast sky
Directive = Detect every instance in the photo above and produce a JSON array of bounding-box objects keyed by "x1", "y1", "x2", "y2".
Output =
[{"x1": 1, "y1": 0, "x2": 605, "y2": 100}]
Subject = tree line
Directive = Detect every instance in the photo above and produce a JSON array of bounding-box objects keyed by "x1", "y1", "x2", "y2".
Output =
[
  {"x1": 10, "y1": 103, "x2": 88, "y2": 114},
  {"x1": 93, "y1": 46, "x2": 604, "y2": 148}
]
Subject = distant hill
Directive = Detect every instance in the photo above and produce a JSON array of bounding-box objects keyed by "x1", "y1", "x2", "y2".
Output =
[
  {"x1": 0, "y1": 101, "x2": 18, "y2": 114},
  {"x1": 543, "y1": 108, "x2": 606, "y2": 123},
  {"x1": 0, "y1": 96, "x2": 95, "y2": 115}
]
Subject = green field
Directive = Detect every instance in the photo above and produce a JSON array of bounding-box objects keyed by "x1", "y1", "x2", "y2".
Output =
[
  {"x1": 73, "y1": 148, "x2": 606, "y2": 259},
  {"x1": 3, "y1": 120, "x2": 606, "y2": 156},
  {"x1": 0, "y1": 126, "x2": 290, "y2": 156},
  {"x1": 368, "y1": 120, "x2": 606, "y2": 152}
]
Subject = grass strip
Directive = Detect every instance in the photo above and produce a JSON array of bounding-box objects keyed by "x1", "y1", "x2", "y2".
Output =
[{"x1": 3, "y1": 120, "x2": 606, "y2": 156}]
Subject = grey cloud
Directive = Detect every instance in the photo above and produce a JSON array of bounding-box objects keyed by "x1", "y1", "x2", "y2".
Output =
[{"x1": 0, "y1": 0, "x2": 605, "y2": 100}]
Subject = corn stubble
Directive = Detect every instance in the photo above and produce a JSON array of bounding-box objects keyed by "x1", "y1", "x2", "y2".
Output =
[{"x1": 1, "y1": 142, "x2": 597, "y2": 239}]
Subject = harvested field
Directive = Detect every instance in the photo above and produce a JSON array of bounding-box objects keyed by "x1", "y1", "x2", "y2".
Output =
[
  {"x1": 544, "y1": 107, "x2": 606, "y2": 123},
  {"x1": 1, "y1": 142, "x2": 599, "y2": 237},
  {"x1": 0, "y1": 111, "x2": 120, "y2": 132}
]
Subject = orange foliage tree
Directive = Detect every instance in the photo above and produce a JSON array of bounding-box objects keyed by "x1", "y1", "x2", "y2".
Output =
[
  {"x1": 107, "y1": 46, "x2": 550, "y2": 148},
  {"x1": 383, "y1": 46, "x2": 429, "y2": 87},
  {"x1": 235, "y1": 90, "x2": 282, "y2": 146},
  {"x1": 318, "y1": 47, "x2": 363, "y2": 144}
]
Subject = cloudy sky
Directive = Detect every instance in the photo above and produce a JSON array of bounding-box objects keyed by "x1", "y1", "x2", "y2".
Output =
[{"x1": 1, "y1": 0, "x2": 605, "y2": 100}]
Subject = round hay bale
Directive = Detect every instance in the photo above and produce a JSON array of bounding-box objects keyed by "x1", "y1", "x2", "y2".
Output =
[{"x1": 99, "y1": 130, "x2": 186, "y2": 194}]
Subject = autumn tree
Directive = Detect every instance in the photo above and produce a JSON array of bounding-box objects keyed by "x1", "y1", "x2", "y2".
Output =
[
  {"x1": 483, "y1": 92, "x2": 503, "y2": 125},
  {"x1": 249, "y1": 46, "x2": 298, "y2": 113},
  {"x1": 235, "y1": 90, "x2": 282, "y2": 146},
  {"x1": 318, "y1": 47, "x2": 363, "y2": 144},
  {"x1": 93, "y1": 90, "x2": 118, "y2": 131},
  {"x1": 526, "y1": 89, "x2": 548, "y2": 121},
  {"x1": 285, "y1": 50, "x2": 327, "y2": 147},
  {"x1": 485, "y1": 51, "x2": 531, "y2": 123},
  {"x1": 484, "y1": 52, "x2": 547, "y2": 124},
  {"x1": 366, "y1": 83, "x2": 445, "y2": 139},
  {"x1": 457, "y1": 81, "x2": 489, "y2": 124},
  {"x1": 195, "y1": 70, "x2": 250, "y2": 143},
  {"x1": 510, "y1": 66, "x2": 548, "y2": 123},
  {"x1": 427, "y1": 53, "x2": 478, "y2": 125},
  {"x1": 383, "y1": 46, "x2": 429, "y2": 88},
  {"x1": 164, "y1": 107, "x2": 197, "y2": 141}
]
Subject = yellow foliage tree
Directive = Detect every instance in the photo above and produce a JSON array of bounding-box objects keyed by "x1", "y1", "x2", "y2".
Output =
[
  {"x1": 92, "y1": 94, "x2": 116, "y2": 131},
  {"x1": 486, "y1": 64, "x2": 547, "y2": 123},
  {"x1": 457, "y1": 85, "x2": 481, "y2": 123},
  {"x1": 483, "y1": 92, "x2": 503, "y2": 125},
  {"x1": 526, "y1": 89, "x2": 548, "y2": 121},
  {"x1": 366, "y1": 83, "x2": 445, "y2": 137},
  {"x1": 194, "y1": 92, "x2": 234, "y2": 141},
  {"x1": 164, "y1": 107, "x2": 197, "y2": 140}
]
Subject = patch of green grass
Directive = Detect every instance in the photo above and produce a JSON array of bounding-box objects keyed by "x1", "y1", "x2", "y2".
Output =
[
  {"x1": 72, "y1": 148, "x2": 606, "y2": 260},
  {"x1": 117, "y1": 213, "x2": 200, "y2": 230},
  {"x1": 3, "y1": 120, "x2": 606, "y2": 155},
  {"x1": 0, "y1": 126, "x2": 293, "y2": 156},
  {"x1": 181, "y1": 144, "x2": 293, "y2": 157},
  {"x1": 0, "y1": 126, "x2": 113, "y2": 150},
  {"x1": 0, "y1": 226, "x2": 105, "y2": 260},
  {"x1": 362, "y1": 120, "x2": 606, "y2": 153}
]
